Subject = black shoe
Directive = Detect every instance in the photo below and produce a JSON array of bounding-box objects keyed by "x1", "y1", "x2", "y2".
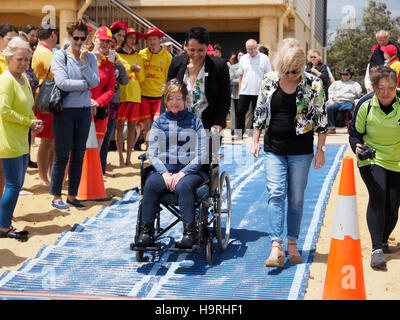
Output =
[
  {"x1": 28, "y1": 161, "x2": 38, "y2": 168},
  {"x1": 383, "y1": 243, "x2": 391, "y2": 254},
  {"x1": 135, "y1": 222, "x2": 155, "y2": 247},
  {"x1": 175, "y1": 222, "x2": 198, "y2": 249},
  {"x1": 371, "y1": 249, "x2": 387, "y2": 270},
  {"x1": 134, "y1": 138, "x2": 144, "y2": 151},
  {"x1": 66, "y1": 198, "x2": 85, "y2": 209}
]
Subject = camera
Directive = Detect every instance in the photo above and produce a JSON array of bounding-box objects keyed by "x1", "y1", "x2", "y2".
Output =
[{"x1": 358, "y1": 144, "x2": 376, "y2": 161}]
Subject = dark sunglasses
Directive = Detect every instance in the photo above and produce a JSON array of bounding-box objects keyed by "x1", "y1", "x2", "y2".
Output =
[
  {"x1": 285, "y1": 70, "x2": 300, "y2": 75},
  {"x1": 72, "y1": 36, "x2": 87, "y2": 42},
  {"x1": 341, "y1": 73, "x2": 350, "y2": 76}
]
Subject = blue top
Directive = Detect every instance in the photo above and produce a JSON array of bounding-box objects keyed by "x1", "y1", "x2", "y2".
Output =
[
  {"x1": 51, "y1": 50, "x2": 100, "y2": 108},
  {"x1": 148, "y1": 109, "x2": 208, "y2": 180}
]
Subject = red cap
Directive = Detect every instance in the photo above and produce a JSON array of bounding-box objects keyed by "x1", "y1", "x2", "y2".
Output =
[
  {"x1": 206, "y1": 44, "x2": 216, "y2": 55},
  {"x1": 86, "y1": 23, "x2": 93, "y2": 34},
  {"x1": 143, "y1": 27, "x2": 166, "y2": 39},
  {"x1": 381, "y1": 44, "x2": 397, "y2": 57},
  {"x1": 125, "y1": 27, "x2": 145, "y2": 40},
  {"x1": 370, "y1": 44, "x2": 378, "y2": 54},
  {"x1": 110, "y1": 21, "x2": 128, "y2": 32},
  {"x1": 94, "y1": 26, "x2": 114, "y2": 42}
]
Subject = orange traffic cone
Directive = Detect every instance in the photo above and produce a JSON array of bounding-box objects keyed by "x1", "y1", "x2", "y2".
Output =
[
  {"x1": 322, "y1": 157, "x2": 366, "y2": 300},
  {"x1": 78, "y1": 116, "x2": 113, "y2": 201}
]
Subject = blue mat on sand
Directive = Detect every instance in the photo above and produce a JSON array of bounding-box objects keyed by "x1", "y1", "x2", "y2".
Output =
[{"x1": 0, "y1": 144, "x2": 346, "y2": 300}]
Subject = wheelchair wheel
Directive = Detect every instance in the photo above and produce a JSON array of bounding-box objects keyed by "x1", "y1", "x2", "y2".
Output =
[
  {"x1": 206, "y1": 239, "x2": 213, "y2": 265},
  {"x1": 216, "y1": 171, "x2": 232, "y2": 251}
]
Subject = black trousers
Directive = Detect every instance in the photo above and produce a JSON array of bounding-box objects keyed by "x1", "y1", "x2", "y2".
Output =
[
  {"x1": 359, "y1": 164, "x2": 400, "y2": 250},
  {"x1": 141, "y1": 172, "x2": 204, "y2": 224},
  {"x1": 236, "y1": 94, "x2": 258, "y2": 134}
]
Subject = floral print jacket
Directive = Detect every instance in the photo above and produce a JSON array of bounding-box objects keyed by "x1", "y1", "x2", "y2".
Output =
[{"x1": 253, "y1": 71, "x2": 328, "y2": 135}]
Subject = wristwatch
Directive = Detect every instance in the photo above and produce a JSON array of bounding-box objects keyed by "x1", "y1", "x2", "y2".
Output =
[{"x1": 318, "y1": 145, "x2": 326, "y2": 152}]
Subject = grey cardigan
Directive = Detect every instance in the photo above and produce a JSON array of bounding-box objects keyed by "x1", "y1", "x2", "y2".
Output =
[{"x1": 51, "y1": 49, "x2": 100, "y2": 108}]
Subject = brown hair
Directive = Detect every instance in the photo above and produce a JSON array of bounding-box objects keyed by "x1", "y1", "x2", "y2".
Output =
[
  {"x1": 66, "y1": 19, "x2": 88, "y2": 37},
  {"x1": 370, "y1": 65, "x2": 398, "y2": 89},
  {"x1": 163, "y1": 79, "x2": 189, "y2": 103}
]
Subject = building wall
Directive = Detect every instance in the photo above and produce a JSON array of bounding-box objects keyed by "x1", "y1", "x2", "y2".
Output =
[{"x1": 0, "y1": 0, "x2": 326, "y2": 57}]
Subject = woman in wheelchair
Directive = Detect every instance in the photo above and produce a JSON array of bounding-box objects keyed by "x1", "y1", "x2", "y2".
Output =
[{"x1": 135, "y1": 79, "x2": 208, "y2": 249}]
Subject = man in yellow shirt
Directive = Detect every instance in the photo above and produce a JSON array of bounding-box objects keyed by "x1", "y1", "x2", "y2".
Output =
[
  {"x1": 139, "y1": 27, "x2": 172, "y2": 141},
  {"x1": 32, "y1": 24, "x2": 58, "y2": 186}
]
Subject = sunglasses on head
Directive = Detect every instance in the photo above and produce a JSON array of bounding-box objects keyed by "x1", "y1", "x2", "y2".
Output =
[
  {"x1": 285, "y1": 70, "x2": 300, "y2": 75},
  {"x1": 72, "y1": 36, "x2": 87, "y2": 41}
]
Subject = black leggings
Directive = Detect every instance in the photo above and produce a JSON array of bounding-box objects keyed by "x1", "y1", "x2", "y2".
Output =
[{"x1": 359, "y1": 165, "x2": 400, "y2": 250}]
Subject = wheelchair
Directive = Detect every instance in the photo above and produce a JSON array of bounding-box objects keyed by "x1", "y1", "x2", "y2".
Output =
[{"x1": 130, "y1": 134, "x2": 232, "y2": 265}]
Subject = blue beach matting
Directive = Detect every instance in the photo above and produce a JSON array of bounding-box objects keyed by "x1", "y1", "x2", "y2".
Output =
[{"x1": 0, "y1": 144, "x2": 346, "y2": 300}]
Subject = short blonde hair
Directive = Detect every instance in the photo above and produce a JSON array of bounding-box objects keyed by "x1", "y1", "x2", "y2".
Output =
[
  {"x1": 273, "y1": 40, "x2": 306, "y2": 78},
  {"x1": 307, "y1": 49, "x2": 321, "y2": 61},
  {"x1": 1, "y1": 36, "x2": 32, "y2": 58}
]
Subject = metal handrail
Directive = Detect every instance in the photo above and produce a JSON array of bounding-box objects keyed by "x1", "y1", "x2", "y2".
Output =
[{"x1": 81, "y1": 0, "x2": 182, "y2": 54}]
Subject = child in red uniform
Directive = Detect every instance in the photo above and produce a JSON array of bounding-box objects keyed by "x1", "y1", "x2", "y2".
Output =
[{"x1": 90, "y1": 26, "x2": 116, "y2": 149}]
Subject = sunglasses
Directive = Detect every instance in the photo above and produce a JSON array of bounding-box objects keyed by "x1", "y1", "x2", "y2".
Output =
[
  {"x1": 285, "y1": 70, "x2": 300, "y2": 75},
  {"x1": 72, "y1": 36, "x2": 87, "y2": 42},
  {"x1": 341, "y1": 73, "x2": 350, "y2": 76}
]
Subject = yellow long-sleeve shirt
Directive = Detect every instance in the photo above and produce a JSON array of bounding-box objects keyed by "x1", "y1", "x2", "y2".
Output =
[
  {"x1": 0, "y1": 71, "x2": 35, "y2": 158},
  {"x1": 0, "y1": 54, "x2": 8, "y2": 75},
  {"x1": 139, "y1": 47, "x2": 172, "y2": 98},
  {"x1": 117, "y1": 52, "x2": 145, "y2": 103}
]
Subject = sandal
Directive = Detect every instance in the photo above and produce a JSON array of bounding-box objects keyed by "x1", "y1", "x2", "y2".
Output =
[
  {"x1": 0, "y1": 226, "x2": 29, "y2": 241},
  {"x1": 265, "y1": 243, "x2": 285, "y2": 267},
  {"x1": 287, "y1": 240, "x2": 302, "y2": 264}
]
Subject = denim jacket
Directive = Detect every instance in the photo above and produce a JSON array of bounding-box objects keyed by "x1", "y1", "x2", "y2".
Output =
[{"x1": 253, "y1": 71, "x2": 328, "y2": 135}]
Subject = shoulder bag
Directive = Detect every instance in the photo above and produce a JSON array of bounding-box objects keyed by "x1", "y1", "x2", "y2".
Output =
[{"x1": 35, "y1": 50, "x2": 68, "y2": 114}]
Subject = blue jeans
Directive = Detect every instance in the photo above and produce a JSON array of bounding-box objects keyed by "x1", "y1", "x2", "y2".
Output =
[
  {"x1": 50, "y1": 108, "x2": 91, "y2": 197},
  {"x1": 0, "y1": 154, "x2": 29, "y2": 228},
  {"x1": 264, "y1": 152, "x2": 313, "y2": 243},
  {"x1": 327, "y1": 101, "x2": 353, "y2": 129}
]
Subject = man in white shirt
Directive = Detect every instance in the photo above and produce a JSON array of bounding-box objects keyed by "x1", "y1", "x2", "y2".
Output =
[
  {"x1": 237, "y1": 39, "x2": 272, "y2": 137},
  {"x1": 327, "y1": 68, "x2": 362, "y2": 134}
]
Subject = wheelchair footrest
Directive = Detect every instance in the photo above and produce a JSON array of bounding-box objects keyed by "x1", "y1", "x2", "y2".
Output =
[
  {"x1": 130, "y1": 242, "x2": 162, "y2": 251},
  {"x1": 168, "y1": 244, "x2": 201, "y2": 254}
]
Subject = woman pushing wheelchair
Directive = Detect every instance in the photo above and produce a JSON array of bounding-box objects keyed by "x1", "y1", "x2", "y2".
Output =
[{"x1": 134, "y1": 79, "x2": 208, "y2": 250}]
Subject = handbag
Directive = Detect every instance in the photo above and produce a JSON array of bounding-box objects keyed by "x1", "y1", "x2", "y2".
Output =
[
  {"x1": 35, "y1": 50, "x2": 68, "y2": 114},
  {"x1": 95, "y1": 105, "x2": 108, "y2": 120}
]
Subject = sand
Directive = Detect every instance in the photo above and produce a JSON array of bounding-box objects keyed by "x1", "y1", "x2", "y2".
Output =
[{"x1": 1, "y1": 130, "x2": 399, "y2": 300}]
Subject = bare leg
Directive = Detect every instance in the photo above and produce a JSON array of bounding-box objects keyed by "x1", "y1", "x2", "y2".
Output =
[
  {"x1": 126, "y1": 121, "x2": 137, "y2": 166},
  {"x1": 37, "y1": 137, "x2": 54, "y2": 186},
  {"x1": 115, "y1": 120, "x2": 125, "y2": 166}
]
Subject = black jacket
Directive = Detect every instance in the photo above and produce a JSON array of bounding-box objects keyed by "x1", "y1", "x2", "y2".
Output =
[
  {"x1": 370, "y1": 40, "x2": 400, "y2": 69},
  {"x1": 167, "y1": 53, "x2": 230, "y2": 129},
  {"x1": 305, "y1": 62, "x2": 330, "y2": 100}
]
